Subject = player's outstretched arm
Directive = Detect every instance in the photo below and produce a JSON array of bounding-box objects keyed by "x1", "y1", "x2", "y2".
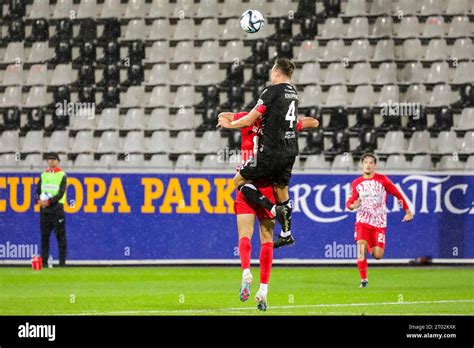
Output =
[
  {"x1": 402, "y1": 209, "x2": 414, "y2": 222},
  {"x1": 298, "y1": 117, "x2": 319, "y2": 131},
  {"x1": 383, "y1": 176, "x2": 414, "y2": 222},
  {"x1": 221, "y1": 109, "x2": 263, "y2": 129}
]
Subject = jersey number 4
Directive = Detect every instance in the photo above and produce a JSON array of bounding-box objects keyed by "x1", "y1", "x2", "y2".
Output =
[{"x1": 285, "y1": 100, "x2": 296, "y2": 129}]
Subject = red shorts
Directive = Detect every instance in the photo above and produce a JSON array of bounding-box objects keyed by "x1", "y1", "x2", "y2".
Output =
[
  {"x1": 234, "y1": 182, "x2": 276, "y2": 221},
  {"x1": 354, "y1": 223, "x2": 387, "y2": 250}
]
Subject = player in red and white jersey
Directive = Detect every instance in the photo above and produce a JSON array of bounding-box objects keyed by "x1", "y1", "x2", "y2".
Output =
[
  {"x1": 218, "y1": 111, "x2": 318, "y2": 310},
  {"x1": 346, "y1": 153, "x2": 414, "y2": 288}
]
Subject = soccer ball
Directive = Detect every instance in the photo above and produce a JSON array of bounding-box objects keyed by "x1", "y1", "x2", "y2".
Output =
[
  {"x1": 240, "y1": 10, "x2": 265, "y2": 33},
  {"x1": 40, "y1": 192, "x2": 53, "y2": 201}
]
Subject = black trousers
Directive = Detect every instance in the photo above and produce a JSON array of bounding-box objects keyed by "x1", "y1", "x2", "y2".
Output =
[{"x1": 40, "y1": 213, "x2": 67, "y2": 267}]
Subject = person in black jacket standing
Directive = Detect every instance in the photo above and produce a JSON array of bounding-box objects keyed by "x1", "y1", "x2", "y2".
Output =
[{"x1": 35, "y1": 153, "x2": 68, "y2": 267}]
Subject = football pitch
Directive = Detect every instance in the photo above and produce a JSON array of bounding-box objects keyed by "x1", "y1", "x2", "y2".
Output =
[{"x1": 0, "y1": 266, "x2": 473, "y2": 316}]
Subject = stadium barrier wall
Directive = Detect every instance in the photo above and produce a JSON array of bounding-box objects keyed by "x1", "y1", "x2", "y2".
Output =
[{"x1": 0, "y1": 173, "x2": 473, "y2": 264}]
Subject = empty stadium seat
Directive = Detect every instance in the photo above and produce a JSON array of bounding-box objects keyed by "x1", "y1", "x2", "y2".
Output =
[
  {"x1": 147, "y1": 109, "x2": 171, "y2": 130},
  {"x1": 348, "y1": 39, "x2": 370, "y2": 61},
  {"x1": 146, "y1": 64, "x2": 169, "y2": 85},
  {"x1": 384, "y1": 155, "x2": 408, "y2": 170},
  {"x1": 460, "y1": 132, "x2": 474, "y2": 154},
  {"x1": 148, "y1": 154, "x2": 173, "y2": 169},
  {"x1": 172, "y1": 86, "x2": 195, "y2": 107},
  {"x1": 321, "y1": 40, "x2": 345, "y2": 61},
  {"x1": 346, "y1": 17, "x2": 369, "y2": 38},
  {"x1": 0, "y1": 154, "x2": 19, "y2": 167},
  {"x1": 465, "y1": 156, "x2": 474, "y2": 170},
  {"x1": 124, "y1": 0, "x2": 147, "y2": 18},
  {"x1": 170, "y1": 131, "x2": 195, "y2": 153},
  {"x1": 148, "y1": 131, "x2": 171, "y2": 153},
  {"x1": 47, "y1": 131, "x2": 69, "y2": 153},
  {"x1": 172, "y1": 109, "x2": 197, "y2": 130},
  {"x1": 147, "y1": 86, "x2": 170, "y2": 108},
  {"x1": 197, "y1": 131, "x2": 222, "y2": 154},
  {"x1": 452, "y1": 62, "x2": 474, "y2": 84},
  {"x1": 122, "y1": 131, "x2": 145, "y2": 153},
  {"x1": 22, "y1": 131, "x2": 44, "y2": 153},
  {"x1": 19, "y1": 154, "x2": 44, "y2": 169},
  {"x1": 296, "y1": 63, "x2": 321, "y2": 85},
  {"x1": 119, "y1": 154, "x2": 145, "y2": 168},
  {"x1": 446, "y1": 0, "x2": 469, "y2": 14},
  {"x1": 96, "y1": 131, "x2": 119, "y2": 153},
  {"x1": 323, "y1": 63, "x2": 346, "y2": 85},
  {"x1": 427, "y1": 62, "x2": 449, "y2": 84},
  {"x1": 331, "y1": 154, "x2": 354, "y2": 171},
  {"x1": 350, "y1": 63, "x2": 372, "y2": 85},
  {"x1": 437, "y1": 155, "x2": 464, "y2": 170},
  {"x1": 424, "y1": 39, "x2": 448, "y2": 61},
  {"x1": 71, "y1": 131, "x2": 94, "y2": 153},
  {"x1": 123, "y1": 109, "x2": 146, "y2": 130},
  {"x1": 299, "y1": 85, "x2": 322, "y2": 108},
  {"x1": 435, "y1": 131, "x2": 458, "y2": 154},
  {"x1": 372, "y1": 40, "x2": 395, "y2": 61},
  {"x1": 25, "y1": 87, "x2": 48, "y2": 108},
  {"x1": 428, "y1": 85, "x2": 453, "y2": 107},
  {"x1": 397, "y1": 17, "x2": 421, "y2": 38},
  {"x1": 376, "y1": 131, "x2": 405, "y2": 154},
  {"x1": 453, "y1": 108, "x2": 474, "y2": 131},
  {"x1": 411, "y1": 155, "x2": 433, "y2": 170},
  {"x1": 201, "y1": 154, "x2": 225, "y2": 169},
  {"x1": 401, "y1": 63, "x2": 425, "y2": 84},
  {"x1": 351, "y1": 85, "x2": 375, "y2": 107},
  {"x1": 295, "y1": 41, "x2": 318, "y2": 62},
  {"x1": 175, "y1": 154, "x2": 197, "y2": 170},
  {"x1": 1, "y1": 87, "x2": 22, "y2": 108},
  {"x1": 451, "y1": 38, "x2": 472, "y2": 60},
  {"x1": 195, "y1": 0, "x2": 218, "y2": 18},
  {"x1": 98, "y1": 154, "x2": 118, "y2": 168},
  {"x1": 447, "y1": 16, "x2": 470, "y2": 37},
  {"x1": 27, "y1": 42, "x2": 52, "y2": 64},
  {"x1": 325, "y1": 85, "x2": 348, "y2": 107},
  {"x1": 422, "y1": 16, "x2": 445, "y2": 38},
  {"x1": 304, "y1": 154, "x2": 331, "y2": 170},
  {"x1": 406, "y1": 131, "x2": 431, "y2": 154},
  {"x1": 420, "y1": 0, "x2": 445, "y2": 15},
  {"x1": 345, "y1": 0, "x2": 367, "y2": 16},
  {"x1": 97, "y1": 109, "x2": 120, "y2": 130},
  {"x1": 53, "y1": 0, "x2": 73, "y2": 19}
]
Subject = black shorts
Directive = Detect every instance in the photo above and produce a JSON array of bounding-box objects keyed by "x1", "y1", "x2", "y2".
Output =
[{"x1": 239, "y1": 152, "x2": 295, "y2": 186}]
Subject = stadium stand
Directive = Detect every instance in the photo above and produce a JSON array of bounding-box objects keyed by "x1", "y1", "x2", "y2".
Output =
[{"x1": 0, "y1": 0, "x2": 473, "y2": 171}]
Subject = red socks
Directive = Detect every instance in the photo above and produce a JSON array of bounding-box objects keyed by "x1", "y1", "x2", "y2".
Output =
[
  {"x1": 259, "y1": 242, "x2": 273, "y2": 284},
  {"x1": 357, "y1": 258, "x2": 368, "y2": 280},
  {"x1": 238, "y1": 237, "x2": 251, "y2": 270}
]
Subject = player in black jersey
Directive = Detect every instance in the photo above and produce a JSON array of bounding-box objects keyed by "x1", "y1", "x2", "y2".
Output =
[{"x1": 218, "y1": 58, "x2": 299, "y2": 248}]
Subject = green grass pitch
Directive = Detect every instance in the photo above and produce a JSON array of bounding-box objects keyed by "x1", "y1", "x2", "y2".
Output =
[{"x1": 0, "y1": 267, "x2": 473, "y2": 316}]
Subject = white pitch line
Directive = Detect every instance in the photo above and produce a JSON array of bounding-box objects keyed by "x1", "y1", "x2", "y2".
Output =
[{"x1": 58, "y1": 299, "x2": 474, "y2": 316}]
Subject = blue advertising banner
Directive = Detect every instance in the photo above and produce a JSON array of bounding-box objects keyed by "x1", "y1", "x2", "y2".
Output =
[{"x1": 0, "y1": 173, "x2": 473, "y2": 261}]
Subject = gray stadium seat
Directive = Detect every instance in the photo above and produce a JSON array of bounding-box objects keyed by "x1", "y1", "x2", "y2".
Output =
[
  {"x1": 437, "y1": 155, "x2": 464, "y2": 170},
  {"x1": 148, "y1": 154, "x2": 173, "y2": 169},
  {"x1": 175, "y1": 154, "x2": 197, "y2": 170},
  {"x1": 149, "y1": 0, "x2": 172, "y2": 18},
  {"x1": 411, "y1": 155, "x2": 433, "y2": 170},
  {"x1": 405, "y1": 84, "x2": 427, "y2": 105},
  {"x1": 395, "y1": 0, "x2": 421, "y2": 15},
  {"x1": 3, "y1": 65, "x2": 23, "y2": 86},
  {"x1": 124, "y1": 0, "x2": 147, "y2": 18},
  {"x1": 22, "y1": 131, "x2": 44, "y2": 153},
  {"x1": 96, "y1": 131, "x2": 119, "y2": 153},
  {"x1": 47, "y1": 131, "x2": 70, "y2": 153},
  {"x1": 460, "y1": 132, "x2": 474, "y2": 154},
  {"x1": 25, "y1": 87, "x2": 48, "y2": 107},
  {"x1": 25, "y1": 65, "x2": 47, "y2": 86},
  {"x1": 320, "y1": 18, "x2": 344, "y2": 39},
  {"x1": 374, "y1": 63, "x2": 397, "y2": 85},
  {"x1": 19, "y1": 154, "x2": 44, "y2": 169},
  {"x1": 448, "y1": 16, "x2": 470, "y2": 37},
  {"x1": 148, "y1": 108, "x2": 171, "y2": 130},
  {"x1": 453, "y1": 108, "x2": 474, "y2": 131},
  {"x1": 27, "y1": 43, "x2": 51, "y2": 64},
  {"x1": 71, "y1": 131, "x2": 95, "y2": 153},
  {"x1": 345, "y1": 0, "x2": 367, "y2": 16},
  {"x1": 348, "y1": 39, "x2": 370, "y2": 61},
  {"x1": 77, "y1": 0, "x2": 97, "y2": 18},
  {"x1": 172, "y1": 86, "x2": 195, "y2": 107},
  {"x1": 397, "y1": 17, "x2": 421, "y2": 38},
  {"x1": 1, "y1": 87, "x2": 22, "y2": 108},
  {"x1": 377, "y1": 85, "x2": 399, "y2": 105},
  {"x1": 148, "y1": 19, "x2": 171, "y2": 40},
  {"x1": 376, "y1": 131, "x2": 405, "y2": 154},
  {"x1": 196, "y1": 64, "x2": 220, "y2": 86},
  {"x1": 424, "y1": 39, "x2": 448, "y2": 61},
  {"x1": 372, "y1": 40, "x2": 395, "y2": 61},
  {"x1": 98, "y1": 154, "x2": 118, "y2": 168},
  {"x1": 195, "y1": 0, "x2": 219, "y2": 18},
  {"x1": 427, "y1": 62, "x2": 449, "y2": 84},
  {"x1": 148, "y1": 131, "x2": 171, "y2": 153},
  {"x1": 402, "y1": 39, "x2": 422, "y2": 60},
  {"x1": 196, "y1": 41, "x2": 219, "y2": 63},
  {"x1": 146, "y1": 41, "x2": 170, "y2": 63},
  {"x1": 146, "y1": 64, "x2": 169, "y2": 85},
  {"x1": 295, "y1": 41, "x2": 318, "y2": 63},
  {"x1": 420, "y1": 0, "x2": 446, "y2": 15},
  {"x1": 350, "y1": 63, "x2": 372, "y2": 84},
  {"x1": 119, "y1": 154, "x2": 145, "y2": 168},
  {"x1": 370, "y1": 0, "x2": 392, "y2": 15},
  {"x1": 97, "y1": 108, "x2": 120, "y2": 130},
  {"x1": 221, "y1": 19, "x2": 243, "y2": 40},
  {"x1": 173, "y1": 0, "x2": 195, "y2": 17},
  {"x1": 50, "y1": 64, "x2": 74, "y2": 86},
  {"x1": 53, "y1": 0, "x2": 73, "y2": 19},
  {"x1": 170, "y1": 131, "x2": 195, "y2": 153},
  {"x1": 147, "y1": 86, "x2": 170, "y2": 107},
  {"x1": 197, "y1": 131, "x2": 222, "y2": 153},
  {"x1": 172, "y1": 109, "x2": 197, "y2": 130},
  {"x1": 3, "y1": 43, "x2": 23, "y2": 64},
  {"x1": 304, "y1": 155, "x2": 331, "y2": 170},
  {"x1": 221, "y1": 41, "x2": 247, "y2": 63},
  {"x1": 269, "y1": 0, "x2": 295, "y2": 17},
  {"x1": 451, "y1": 38, "x2": 472, "y2": 60},
  {"x1": 120, "y1": 86, "x2": 146, "y2": 108},
  {"x1": 351, "y1": 85, "x2": 375, "y2": 107},
  {"x1": 74, "y1": 154, "x2": 96, "y2": 168},
  {"x1": 28, "y1": 0, "x2": 50, "y2": 19},
  {"x1": 465, "y1": 156, "x2": 474, "y2": 170},
  {"x1": 0, "y1": 154, "x2": 19, "y2": 168},
  {"x1": 173, "y1": 41, "x2": 195, "y2": 63},
  {"x1": 435, "y1": 131, "x2": 458, "y2": 154},
  {"x1": 323, "y1": 63, "x2": 346, "y2": 85},
  {"x1": 201, "y1": 154, "x2": 226, "y2": 169},
  {"x1": 446, "y1": 0, "x2": 469, "y2": 14},
  {"x1": 332, "y1": 154, "x2": 355, "y2": 171},
  {"x1": 452, "y1": 62, "x2": 474, "y2": 84},
  {"x1": 346, "y1": 17, "x2": 369, "y2": 38},
  {"x1": 428, "y1": 85, "x2": 452, "y2": 107},
  {"x1": 1, "y1": 131, "x2": 20, "y2": 153},
  {"x1": 321, "y1": 40, "x2": 345, "y2": 62},
  {"x1": 172, "y1": 63, "x2": 195, "y2": 85},
  {"x1": 406, "y1": 131, "x2": 431, "y2": 154},
  {"x1": 123, "y1": 108, "x2": 145, "y2": 130},
  {"x1": 220, "y1": 0, "x2": 243, "y2": 18},
  {"x1": 325, "y1": 85, "x2": 348, "y2": 107},
  {"x1": 173, "y1": 19, "x2": 194, "y2": 40},
  {"x1": 384, "y1": 155, "x2": 408, "y2": 170},
  {"x1": 123, "y1": 20, "x2": 147, "y2": 40},
  {"x1": 198, "y1": 19, "x2": 219, "y2": 40},
  {"x1": 299, "y1": 85, "x2": 322, "y2": 108},
  {"x1": 296, "y1": 63, "x2": 321, "y2": 85},
  {"x1": 402, "y1": 63, "x2": 425, "y2": 84},
  {"x1": 422, "y1": 16, "x2": 445, "y2": 38},
  {"x1": 122, "y1": 131, "x2": 145, "y2": 153},
  {"x1": 101, "y1": 0, "x2": 123, "y2": 18}
]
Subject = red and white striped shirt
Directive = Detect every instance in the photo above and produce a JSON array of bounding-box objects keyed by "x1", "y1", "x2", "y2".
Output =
[{"x1": 346, "y1": 173, "x2": 409, "y2": 228}]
